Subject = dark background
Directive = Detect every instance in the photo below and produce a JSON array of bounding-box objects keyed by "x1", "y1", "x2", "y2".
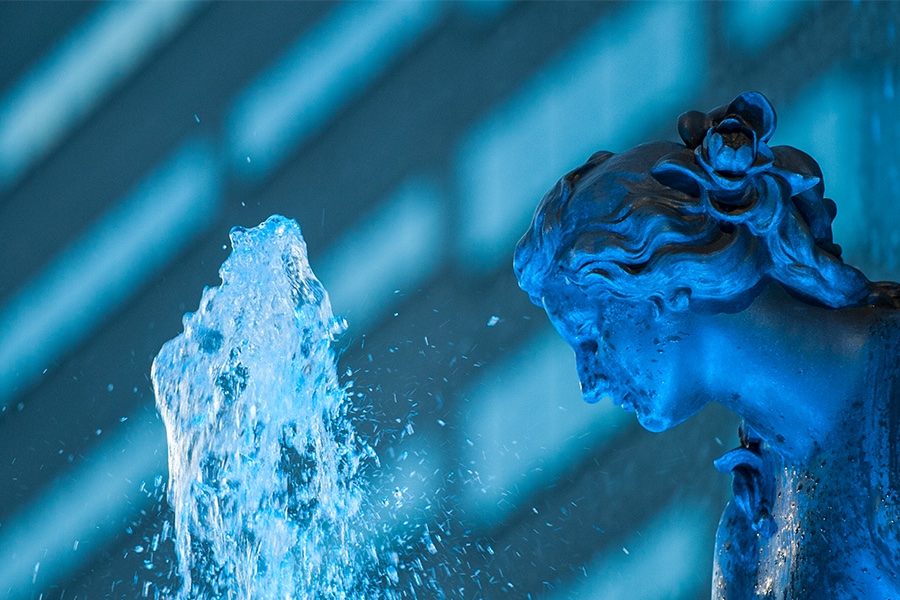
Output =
[{"x1": 1, "y1": 1, "x2": 899, "y2": 598}]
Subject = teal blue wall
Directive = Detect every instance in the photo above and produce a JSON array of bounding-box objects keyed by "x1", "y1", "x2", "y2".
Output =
[{"x1": 0, "y1": 2, "x2": 897, "y2": 598}]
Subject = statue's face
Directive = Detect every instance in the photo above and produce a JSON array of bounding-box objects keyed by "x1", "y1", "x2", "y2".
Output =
[
  {"x1": 541, "y1": 283, "x2": 711, "y2": 432},
  {"x1": 540, "y1": 278, "x2": 879, "y2": 451}
]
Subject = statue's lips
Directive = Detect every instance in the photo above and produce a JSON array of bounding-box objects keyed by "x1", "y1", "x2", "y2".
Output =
[
  {"x1": 617, "y1": 396, "x2": 636, "y2": 413},
  {"x1": 580, "y1": 380, "x2": 636, "y2": 413},
  {"x1": 613, "y1": 391, "x2": 637, "y2": 413}
]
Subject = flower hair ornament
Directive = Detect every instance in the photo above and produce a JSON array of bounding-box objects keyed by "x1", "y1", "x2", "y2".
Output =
[
  {"x1": 650, "y1": 91, "x2": 896, "y2": 308},
  {"x1": 651, "y1": 92, "x2": 821, "y2": 237}
]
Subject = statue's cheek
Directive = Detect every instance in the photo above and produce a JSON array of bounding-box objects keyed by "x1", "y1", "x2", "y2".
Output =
[{"x1": 573, "y1": 339, "x2": 610, "y2": 405}]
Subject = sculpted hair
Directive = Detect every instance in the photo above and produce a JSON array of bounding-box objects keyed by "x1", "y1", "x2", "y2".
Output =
[{"x1": 515, "y1": 93, "x2": 876, "y2": 312}]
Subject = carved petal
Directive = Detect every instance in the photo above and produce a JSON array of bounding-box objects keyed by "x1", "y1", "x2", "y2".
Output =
[
  {"x1": 707, "y1": 103, "x2": 729, "y2": 125},
  {"x1": 650, "y1": 152, "x2": 706, "y2": 196},
  {"x1": 727, "y1": 91, "x2": 777, "y2": 142},
  {"x1": 738, "y1": 144, "x2": 772, "y2": 178},
  {"x1": 770, "y1": 166, "x2": 821, "y2": 196},
  {"x1": 677, "y1": 110, "x2": 710, "y2": 149}
]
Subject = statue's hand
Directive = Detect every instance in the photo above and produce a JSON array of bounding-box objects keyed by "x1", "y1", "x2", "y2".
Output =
[{"x1": 714, "y1": 437, "x2": 777, "y2": 538}]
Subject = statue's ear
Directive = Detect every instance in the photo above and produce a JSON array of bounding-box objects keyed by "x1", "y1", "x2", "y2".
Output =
[{"x1": 651, "y1": 151, "x2": 704, "y2": 197}]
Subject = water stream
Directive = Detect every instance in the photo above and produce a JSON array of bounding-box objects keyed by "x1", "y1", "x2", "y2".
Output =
[{"x1": 151, "y1": 216, "x2": 388, "y2": 599}]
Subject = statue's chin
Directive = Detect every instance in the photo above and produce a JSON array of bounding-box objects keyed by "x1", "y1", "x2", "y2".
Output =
[
  {"x1": 633, "y1": 401, "x2": 690, "y2": 433},
  {"x1": 636, "y1": 412, "x2": 670, "y2": 433},
  {"x1": 637, "y1": 404, "x2": 710, "y2": 432}
]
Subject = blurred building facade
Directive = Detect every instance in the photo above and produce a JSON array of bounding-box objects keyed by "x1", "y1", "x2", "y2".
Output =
[{"x1": 0, "y1": 1, "x2": 899, "y2": 598}]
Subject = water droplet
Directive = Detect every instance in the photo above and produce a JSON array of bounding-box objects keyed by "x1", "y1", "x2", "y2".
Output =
[{"x1": 386, "y1": 565, "x2": 399, "y2": 585}]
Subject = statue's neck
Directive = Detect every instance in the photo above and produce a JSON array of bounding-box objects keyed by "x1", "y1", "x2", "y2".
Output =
[
  {"x1": 695, "y1": 285, "x2": 883, "y2": 461},
  {"x1": 714, "y1": 315, "x2": 900, "y2": 599}
]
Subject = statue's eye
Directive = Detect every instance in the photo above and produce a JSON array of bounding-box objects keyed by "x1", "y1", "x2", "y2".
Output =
[{"x1": 579, "y1": 339, "x2": 599, "y2": 355}]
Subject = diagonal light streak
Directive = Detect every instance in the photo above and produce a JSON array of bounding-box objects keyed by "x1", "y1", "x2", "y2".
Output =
[
  {"x1": 456, "y1": 1, "x2": 705, "y2": 269},
  {"x1": 0, "y1": 140, "x2": 220, "y2": 410},
  {"x1": 0, "y1": 410, "x2": 167, "y2": 598},
  {"x1": 0, "y1": 0, "x2": 202, "y2": 190},
  {"x1": 228, "y1": 0, "x2": 441, "y2": 179},
  {"x1": 316, "y1": 177, "x2": 443, "y2": 334}
]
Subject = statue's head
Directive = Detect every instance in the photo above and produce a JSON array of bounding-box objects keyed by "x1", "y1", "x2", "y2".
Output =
[{"x1": 514, "y1": 92, "x2": 883, "y2": 432}]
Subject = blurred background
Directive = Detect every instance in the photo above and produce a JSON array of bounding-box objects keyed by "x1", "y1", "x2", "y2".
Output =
[{"x1": 1, "y1": 1, "x2": 899, "y2": 598}]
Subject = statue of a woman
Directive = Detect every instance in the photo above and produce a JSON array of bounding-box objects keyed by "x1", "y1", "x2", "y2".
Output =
[{"x1": 514, "y1": 92, "x2": 900, "y2": 598}]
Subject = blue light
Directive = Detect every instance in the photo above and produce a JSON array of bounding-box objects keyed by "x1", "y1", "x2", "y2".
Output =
[
  {"x1": 776, "y1": 73, "x2": 865, "y2": 266},
  {"x1": 0, "y1": 1, "x2": 201, "y2": 190},
  {"x1": 723, "y1": 0, "x2": 816, "y2": 53},
  {"x1": 0, "y1": 411, "x2": 166, "y2": 597},
  {"x1": 461, "y1": 329, "x2": 632, "y2": 524},
  {"x1": 315, "y1": 177, "x2": 443, "y2": 333},
  {"x1": 455, "y1": 1, "x2": 705, "y2": 269},
  {"x1": 554, "y1": 505, "x2": 710, "y2": 600},
  {"x1": 227, "y1": 0, "x2": 441, "y2": 179},
  {"x1": 0, "y1": 140, "x2": 220, "y2": 409}
]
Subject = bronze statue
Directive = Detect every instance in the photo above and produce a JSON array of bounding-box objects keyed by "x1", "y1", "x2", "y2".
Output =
[{"x1": 514, "y1": 92, "x2": 900, "y2": 598}]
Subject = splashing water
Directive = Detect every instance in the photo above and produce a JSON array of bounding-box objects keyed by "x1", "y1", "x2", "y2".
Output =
[{"x1": 151, "y1": 215, "x2": 381, "y2": 598}]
